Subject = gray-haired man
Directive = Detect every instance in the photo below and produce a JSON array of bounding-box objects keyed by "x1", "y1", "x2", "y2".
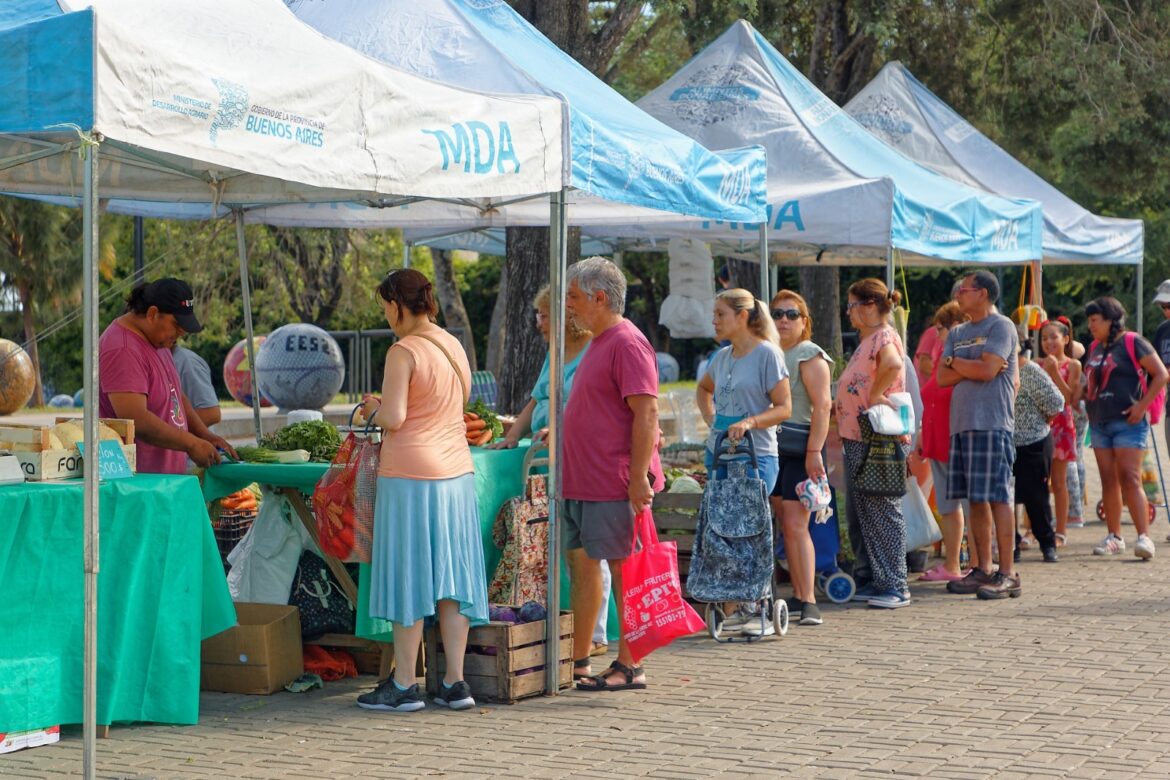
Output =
[{"x1": 561, "y1": 257, "x2": 664, "y2": 692}]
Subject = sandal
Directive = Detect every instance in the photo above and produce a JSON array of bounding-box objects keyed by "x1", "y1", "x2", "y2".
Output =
[
  {"x1": 576, "y1": 660, "x2": 647, "y2": 692},
  {"x1": 573, "y1": 657, "x2": 592, "y2": 681},
  {"x1": 589, "y1": 641, "x2": 609, "y2": 658},
  {"x1": 1055, "y1": 533, "x2": 1067, "y2": 549}
]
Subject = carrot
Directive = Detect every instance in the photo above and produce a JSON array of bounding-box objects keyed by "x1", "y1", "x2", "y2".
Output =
[
  {"x1": 475, "y1": 429, "x2": 493, "y2": 446},
  {"x1": 465, "y1": 418, "x2": 487, "y2": 432}
]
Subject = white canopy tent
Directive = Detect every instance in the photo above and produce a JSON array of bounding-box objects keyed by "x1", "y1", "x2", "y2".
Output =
[
  {"x1": 0, "y1": 0, "x2": 569, "y2": 775},
  {"x1": 845, "y1": 61, "x2": 1145, "y2": 327}
]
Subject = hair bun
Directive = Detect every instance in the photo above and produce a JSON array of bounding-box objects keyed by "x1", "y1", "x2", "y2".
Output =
[{"x1": 888, "y1": 289, "x2": 903, "y2": 306}]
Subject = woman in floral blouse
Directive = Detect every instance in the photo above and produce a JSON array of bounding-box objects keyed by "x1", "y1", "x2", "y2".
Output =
[{"x1": 836, "y1": 278, "x2": 910, "y2": 610}]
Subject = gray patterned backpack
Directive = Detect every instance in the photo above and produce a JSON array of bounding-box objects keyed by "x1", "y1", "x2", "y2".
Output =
[{"x1": 686, "y1": 433, "x2": 774, "y2": 603}]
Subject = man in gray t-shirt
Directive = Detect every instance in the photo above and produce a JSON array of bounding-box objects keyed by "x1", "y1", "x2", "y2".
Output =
[
  {"x1": 938, "y1": 270, "x2": 1020, "y2": 600},
  {"x1": 172, "y1": 345, "x2": 221, "y2": 427}
]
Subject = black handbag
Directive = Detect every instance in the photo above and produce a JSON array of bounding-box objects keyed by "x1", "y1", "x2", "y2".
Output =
[
  {"x1": 776, "y1": 421, "x2": 811, "y2": 457},
  {"x1": 852, "y1": 415, "x2": 907, "y2": 498},
  {"x1": 288, "y1": 549, "x2": 356, "y2": 640}
]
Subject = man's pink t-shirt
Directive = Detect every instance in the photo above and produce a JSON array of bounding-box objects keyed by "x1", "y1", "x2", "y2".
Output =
[
  {"x1": 563, "y1": 318, "x2": 665, "y2": 502},
  {"x1": 98, "y1": 321, "x2": 189, "y2": 475}
]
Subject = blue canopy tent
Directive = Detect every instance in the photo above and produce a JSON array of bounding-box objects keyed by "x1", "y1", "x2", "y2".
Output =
[{"x1": 845, "y1": 61, "x2": 1145, "y2": 326}]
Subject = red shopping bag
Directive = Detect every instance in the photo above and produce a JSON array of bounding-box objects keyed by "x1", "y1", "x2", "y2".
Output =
[
  {"x1": 621, "y1": 508, "x2": 705, "y2": 660},
  {"x1": 312, "y1": 432, "x2": 379, "y2": 563}
]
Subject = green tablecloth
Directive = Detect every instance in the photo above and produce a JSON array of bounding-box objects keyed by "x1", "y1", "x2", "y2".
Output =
[
  {"x1": 204, "y1": 445, "x2": 618, "y2": 643},
  {"x1": 0, "y1": 474, "x2": 236, "y2": 732}
]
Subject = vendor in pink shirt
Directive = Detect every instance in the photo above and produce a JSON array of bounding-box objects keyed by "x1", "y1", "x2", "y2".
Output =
[
  {"x1": 99, "y1": 279, "x2": 235, "y2": 474},
  {"x1": 562, "y1": 257, "x2": 664, "y2": 693}
]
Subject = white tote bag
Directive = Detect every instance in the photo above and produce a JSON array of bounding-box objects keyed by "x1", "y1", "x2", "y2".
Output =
[{"x1": 903, "y1": 478, "x2": 943, "y2": 552}]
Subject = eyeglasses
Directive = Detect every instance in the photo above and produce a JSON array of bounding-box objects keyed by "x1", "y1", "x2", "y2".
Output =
[
  {"x1": 956, "y1": 286, "x2": 982, "y2": 295},
  {"x1": 1160, "y1": 303, "x2": 1170, "y2": 310},
  {"x1": 844, "y1": 301, "x2": 870, "y2": 312},
  {"x1": 771, "y1": 308, "x2": 802, "y2": 321}
]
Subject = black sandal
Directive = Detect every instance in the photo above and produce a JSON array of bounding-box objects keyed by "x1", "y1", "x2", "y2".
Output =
[
  {"x1": 575, "y1": 660, "x2": 647, "y2": 692},
  {"x1": 573, "y1": 657, "x2": 592, "y2": 681}
]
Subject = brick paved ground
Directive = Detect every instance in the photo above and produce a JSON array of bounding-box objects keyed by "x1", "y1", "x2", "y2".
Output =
[{"x1": 8, "y1": 460, "x2": 1170, "y2": 779}]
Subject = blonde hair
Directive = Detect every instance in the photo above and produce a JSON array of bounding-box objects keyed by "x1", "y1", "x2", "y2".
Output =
[
  {"x1": 932, "y1": 301, "x2": 968, "y2": 330},
  {"x1": 716, "y1": 288, "x2": 778, "y2": 346},
  {"x1": 770, "y1": 289, "x2": 813, "y2": 342},
  {"x1": 533, "y1": 284, "x2": 591, "y2": 340}
]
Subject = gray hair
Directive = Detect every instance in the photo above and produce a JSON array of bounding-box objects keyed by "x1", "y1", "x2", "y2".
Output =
[{"x1": 567, "y1": 256, "x2": 626, "y2": 314}]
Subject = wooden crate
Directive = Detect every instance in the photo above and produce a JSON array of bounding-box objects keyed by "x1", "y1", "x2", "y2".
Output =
[
  {"x1": 653, "y1": 492, "x2": 701, "y2": 593},
  {"x1": 0, "y1": 418, "x2": 136, "y2": 481},
  {"x1": 425, "y1": 611, "x2": 572, "y2": 704}
]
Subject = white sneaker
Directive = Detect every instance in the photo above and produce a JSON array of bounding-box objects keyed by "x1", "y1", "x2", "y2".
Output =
[
  {"x1": 720, "y1": 608, "x2": 752, "y2": 632},
  {"x1": 742, "y1": 615, "x2": 775, "y2": 637},
  {"x1": 1093, "y1": 534, "x2": 1126, "y2": 556},
  {"x1": 1068, "y1": 519, "x2": 1085, "y2": 529},
  {"x1": 1135, "y1": 534, "x2": 1156, "y2": 560}
]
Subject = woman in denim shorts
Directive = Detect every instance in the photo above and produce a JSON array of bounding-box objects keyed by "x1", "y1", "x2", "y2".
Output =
[{"x1": 1083, "y1": 297, "x2": 1168, "y2": 559}]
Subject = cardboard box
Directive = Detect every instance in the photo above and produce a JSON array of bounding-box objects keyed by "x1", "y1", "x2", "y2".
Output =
[
  {"x1": 201, "y1": 603, "x2": 303, "y2": 694},
  {"x1": 0, "y1": 725, "x2": 60, "y2": 754},
  {"x1": 0, "y1": 418, "x2": 137, "y2": 481}
]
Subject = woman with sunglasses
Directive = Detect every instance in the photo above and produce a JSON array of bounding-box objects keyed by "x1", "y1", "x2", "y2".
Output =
[
  {"x1": 769, "y1": 291, "x2": 832, "y2": 625},
  {"x1": 696, "y1": 288, "x2": 792, "y2": 635},
  {"x1": 836, "y1": 278, "x2": 911, "y2": 609}
]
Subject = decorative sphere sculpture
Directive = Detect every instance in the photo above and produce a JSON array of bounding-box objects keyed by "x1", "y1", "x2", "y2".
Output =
[
  {"x1": 0, "y1": 339, "x2": 36, "y2": 415},
  {"x1": 254, "y1": 324, "x2": 344, "y2": 411},
  {"x1": 48, "y1": 394, "x2": 75, "y2": 408},
  {"x1": 72, "y1": 388, "x2": 85, "y2": 407},
  {"x1": 223, "y1": 336, "x2": 272, "y2": 408}
]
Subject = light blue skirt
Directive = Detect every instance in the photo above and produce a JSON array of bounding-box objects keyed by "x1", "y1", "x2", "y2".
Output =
[{"x1": 369, "y1": 474, "x2": 488, "y2": 628}]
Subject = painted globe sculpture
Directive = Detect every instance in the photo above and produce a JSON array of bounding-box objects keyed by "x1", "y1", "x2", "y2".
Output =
[
  {"x1": 254, "y1": 324, "x2": 344, "y2": 411},
  {"x1": 223, "y1": 336, "x2": 272, "y2": 408},
  {"x1": 0, "y1": 339, "x2": 36, "y2": 415},
  {"x1": 48, "y1": 394, "x2": 75, "y2": 408},
  {"x1": 72, "y1": 388, "x2": 85, "y2": 407}
]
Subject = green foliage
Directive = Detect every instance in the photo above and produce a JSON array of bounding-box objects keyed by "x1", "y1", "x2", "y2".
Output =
[{"x1": 260, "y1": 420, "x2": 341, "y2": 462}]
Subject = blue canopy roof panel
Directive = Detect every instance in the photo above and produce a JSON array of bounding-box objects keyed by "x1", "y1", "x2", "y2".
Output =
[
  {"x1": 0, "y1": 10, "x2": 93, "y2": 134},
  {"x1": 286, "y1": 0, "x2": 768, "y2": 224}
]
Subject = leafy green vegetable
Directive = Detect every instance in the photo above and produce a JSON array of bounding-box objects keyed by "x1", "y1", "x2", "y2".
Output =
[
  {"x1": 465, "y1": 399, "x2": 503, "y2": 439},
  {"x1": 261, "y1": 420, "x2": 341, "y2": 462},
  {"x1": 234, "y1": 446, "x2": 281, "y2": 464}
]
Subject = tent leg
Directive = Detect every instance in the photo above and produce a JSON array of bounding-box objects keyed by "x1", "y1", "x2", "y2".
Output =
[
  {"x1": 758, "y1": 224, "x2": 769, "y2": 301},
  {"x1": 886, "y1": 247, "x2": 895, "y2": 290},
  {"x1": 1137, "y1": 259, "x2": 1144, "y2": 335},
  {"x1": 235, "y1": 211, "x2": 263, "y2": 443},
  {"x1": 546, "y1": 189, "x2": 568, "y2": 697},
  {"x1": 1032, "y1": 260, "x2": 1044, "y2": 356},
  {"x1": 82, "y1": 140, "x2": 100, "y2": 780},
  {"x1": 403, "y1": 241, "x2": 412, "y2": 269}
]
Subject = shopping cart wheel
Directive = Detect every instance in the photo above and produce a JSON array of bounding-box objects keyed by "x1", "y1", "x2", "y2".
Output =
[
  {"x1": 823, "y1": 572, "x2": 856, "y2": 604},
  {"x1": 772, "y1": 598, "x2": 789, "y2": 637},
  {"x1": 705, "y1": 603, "x2": 725, "y2": 640},
  {"x1": 814, "y1": 573, "x2": 827, "y2": 596},
  {"x1": 1096, "y1": 498, "x2": 1157, "y2": 523}
]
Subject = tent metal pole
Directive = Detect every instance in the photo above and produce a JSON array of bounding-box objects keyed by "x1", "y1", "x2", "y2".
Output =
[
  {"x1": 758, "y1": 224, "x2": 769, "y2": 300},
  {"x1": 546, "y1": 189, "x2": 567, "y2": 696},
  {"x1": 82, "y1": 140, "x2": 100, "y2": 780},
  {"x1": 1137, "y1": 259, "x2": 1144, "y2": 335},
  {"x1": 235, "y1": 211, "x2": 263, "y2": 442},
  {"x1": 886, "y1": 247, "x2": 895, "y2": 290},
  {"x1": 403, "y1": 241, "x2": 411, "y2": 269},
  {"x1": 1032, "y1": 260, "x2": 1044, "y2": 356}
]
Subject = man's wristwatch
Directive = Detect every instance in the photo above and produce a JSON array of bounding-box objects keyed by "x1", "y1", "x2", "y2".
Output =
[{"x1": 944, "y1": 355, "x2": 954, "y2": 368}]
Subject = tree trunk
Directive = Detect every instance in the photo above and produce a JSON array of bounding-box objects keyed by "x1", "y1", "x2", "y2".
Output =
[
  {"x1": 431, "y1": 249, "x2": 477, "y2": 371},
  {"x1": 800, "y1": 266, "x2": 842, "y2": 359},
  {"x1": 499, "y1": 228, "x2": 551, "y2": 414},
  {"x1": 17, "y1": 281, "x2": 43, "y2": 406},
  {"x1": 486, "y1": 262, "x2": 507, "y2": 379}
]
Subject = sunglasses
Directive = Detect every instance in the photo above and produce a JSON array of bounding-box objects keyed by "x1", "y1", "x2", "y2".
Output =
[
  {"x1": 1160, "y1": 303, "x2": 1170, "y2": 310},
  {"x1": 771, "y1": 308, "x2": 802, "y2": 321}
]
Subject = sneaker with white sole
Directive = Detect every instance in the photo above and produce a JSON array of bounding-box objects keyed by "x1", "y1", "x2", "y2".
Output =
[
  {"x1": 434, "y1": 680, "x2": 476, "y2": 710},
  {"x1": 850, "y1": 584, "x2": 877, "y2": 603},
  {"x1": 799, "y1": 602, "x2": 823, "y2": 626},
  {"x1": 357, "y1": 679, "x2": 425, "y2": 712},
  {"x1": 1068, "y1": 520, "x2": 1085, "y2": 529},
  {"x1": 1134, "y1": 534, "x2": 1156, "y2": 560},
  {"x1": 742, "y1": 614, "x2": 775, "y2": 636},
  {"x1": 1093, "y1": 534, "x2": 1126, "y2": 556},
  {"x1": 719, "y1": 608, "x2": 754, "y2": 632},
  {"x1": 867, "y1": 589, "x2": 911, "y2": 609}
]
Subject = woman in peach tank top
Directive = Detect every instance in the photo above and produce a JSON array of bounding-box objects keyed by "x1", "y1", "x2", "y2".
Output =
[{"x1": 356, "y1": 269, "x2": 486, "y2": 713}]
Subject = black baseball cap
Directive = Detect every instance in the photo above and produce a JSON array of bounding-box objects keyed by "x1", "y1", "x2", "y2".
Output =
[{"x1": 144, "y1": 278, "x2": 202, "y2": 333}]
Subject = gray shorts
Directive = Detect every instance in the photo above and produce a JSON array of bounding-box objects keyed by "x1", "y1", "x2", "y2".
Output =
[
  {"x1": 564, "y1": 499, "x2": 635, "y2": 560},
  {"x1": 928, "y1": 458, "x2": 971, "y2": 516}
]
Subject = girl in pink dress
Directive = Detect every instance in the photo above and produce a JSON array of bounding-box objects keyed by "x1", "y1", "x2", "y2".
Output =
[{"x1": 1040, "y1": 320, "x2": 1083, "y2": 545}]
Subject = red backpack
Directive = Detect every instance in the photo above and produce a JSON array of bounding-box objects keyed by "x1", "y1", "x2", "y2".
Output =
[{"x1": 1089, "y1": 332, "x2": 1166, "y2": 424}]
